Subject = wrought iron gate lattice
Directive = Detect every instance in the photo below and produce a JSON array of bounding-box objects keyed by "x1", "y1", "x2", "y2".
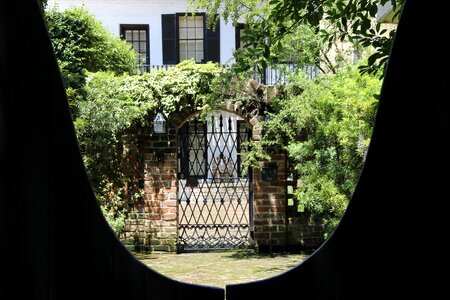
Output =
[{"x1": 177, "y1": 113, "x2": 253, "y2": 251}]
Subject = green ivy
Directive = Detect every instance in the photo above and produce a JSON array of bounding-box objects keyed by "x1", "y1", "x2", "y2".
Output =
[
  {"x1": 76, "y1": 60, "x2": 223, "y2": 134},
  {"x1": 74, "y1": 61, "x2": 224, "y2": 234}
]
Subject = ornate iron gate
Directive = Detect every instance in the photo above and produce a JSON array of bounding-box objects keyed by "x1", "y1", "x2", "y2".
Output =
[{"x1": 177, "y1": 111, "x2": 254, "y2": 252}]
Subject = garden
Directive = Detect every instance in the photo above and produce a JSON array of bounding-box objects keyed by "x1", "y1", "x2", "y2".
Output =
[{"x1": 42, "y1": 0, "x2": 401, "y2": 257}]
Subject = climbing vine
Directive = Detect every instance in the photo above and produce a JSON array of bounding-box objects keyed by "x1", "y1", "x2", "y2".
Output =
[{"x1": 75, "y1": 60, "x2": 225, "y2": 234}]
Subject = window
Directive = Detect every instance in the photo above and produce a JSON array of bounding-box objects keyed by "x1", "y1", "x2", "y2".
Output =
[
  {"x1": 162, "y1": 14, "x2": 220, "y2": 65},
  {"x1": 120, "y1": 25, "x2": 150, "y2": 71},
  {"x1": 178, "y1": 15, "x2": 204, "y2": 63}
]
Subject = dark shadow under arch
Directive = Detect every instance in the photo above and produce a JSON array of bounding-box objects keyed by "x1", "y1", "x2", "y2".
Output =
[{"x1": 1, "y1": 1, "x2": 448, "y2": 299}]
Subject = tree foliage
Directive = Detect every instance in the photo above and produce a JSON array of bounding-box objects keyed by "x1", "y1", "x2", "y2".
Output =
[
  {"x1": 45, "y1": 7, "x2": 137, "y2": 114},
  {"x1": 45, "y1": 7, "x2": 136, "y2": 75},
  {"x1": 248, "y1": 64, "x2": 381, "y2": 235},
  {"x1": 189, "y1": 0, "x2": 404, "y2": 76}
]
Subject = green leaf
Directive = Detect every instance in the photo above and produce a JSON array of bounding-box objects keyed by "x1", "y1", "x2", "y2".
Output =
[{"x1": 342, "y1": 17, "x2": 348, "y2": 31}]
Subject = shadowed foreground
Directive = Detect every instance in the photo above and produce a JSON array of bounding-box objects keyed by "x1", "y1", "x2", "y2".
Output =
[{"x1": 1, "y1": 1, "x2": 448, "y2": 299}]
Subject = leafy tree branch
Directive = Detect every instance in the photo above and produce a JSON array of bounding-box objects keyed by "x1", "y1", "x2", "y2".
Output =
[{"x1": 189, "y1": 0, "x2": 404, "y2": 76}]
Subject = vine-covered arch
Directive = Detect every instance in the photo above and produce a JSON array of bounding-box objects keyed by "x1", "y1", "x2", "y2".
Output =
[
  {"x1": 120, "y1": 77, "x2": 277, "y2": 252},
  {"x1": 84, "y1": 62, "x2": 323, "y2": 253},
  {"x1": 169, "y1": 77, "x2": 280, "y2": 131}
]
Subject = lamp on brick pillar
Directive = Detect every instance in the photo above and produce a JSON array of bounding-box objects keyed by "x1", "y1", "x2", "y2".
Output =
[
  {"x1": 153, "y1": 112, "x2": 167, "y2": 163},
  {"x1": 153, "y1": 112, "x2": 166, "y2": 134}
]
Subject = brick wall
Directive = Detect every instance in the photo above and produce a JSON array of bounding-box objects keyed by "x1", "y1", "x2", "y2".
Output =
[
  {"x1": 122, "y1": 125, "x2": 179, "y2": 252},
  {"x1": 121, "y1": 108, "x2": 324, "y2": 253},
  {"x1": 251, "y1": 153, "x2": 325, "y2": 252},
  {"x1": 252, "y1": 154, "x2": 288, "y2": 250},
  {"x1": 287, "y1": 212, "x2": 324, "y2": 251}
]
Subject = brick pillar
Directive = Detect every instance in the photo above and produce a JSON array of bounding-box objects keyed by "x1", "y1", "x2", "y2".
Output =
[
  {"x1": 123, "y1": 124, "x2": 178, "y2": 252},
  {"x1": 143, "y1": 125, "x2": 178, "y2": 252},
  {"x1": 253, "y1": 153, "x2": 287, "y2": 252}
]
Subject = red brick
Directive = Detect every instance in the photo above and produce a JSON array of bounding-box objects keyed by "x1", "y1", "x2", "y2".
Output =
[
  {"x1": 253, "y1": 193, "x2": 267, "y2": 200},
  {"x1": 270, "y1": 154, "x2": 285, "y2": 160},
  {"x1": 144, "y1": 180, "x2": 155, "y2": 187},
  {"x1": 148, "y1": 214, "x2": 161, "y2": 220},
  {"x1": 164, "y1": 200, "x2": 177, "y2": 207},
  {"x1": 255, "y1": 206, "x2": 271, "y2": 213},
  {"x1": 149, "y1": 207, "x2": 161, "y2": 213},
  {"x1": 254, "y1": 219, "x2": 269, "y2": 225},
  {"x1": 163, "y1": 187, "x2": 176, "y2": 193},
  {"x1": 267, "y1": 194, "x2": 286, "y2": 201},
  {"x1": 254, "y1": 232, "x2": 270, "y2": 239},
  {"x1": 161, "y1": 207, "x2": 177, "y2": 214},
  {"x1": 144, "y1": 187, "x2": 160, "y2": 194},
  {"x1": 161, "y1": 174, "x2": 176, "y2": 181},
  {"x1": 144, "y1": 200, "x2": 160, "y2": 207},
  {"x1": 144, "y1": 161, "x2": 159, "y2": 167},
  {"x1": 255, "y1": 200, "x2": 269, "y2": 206},
  {"x1": 258, "y1": 187, "x2": 282, "y2": 193},
  {"x1": 271, "y1": 178, "x2": 286, "y2": 185},
  {"x1": 162, "y1": 213, "x2": 176, "y2": 220}
]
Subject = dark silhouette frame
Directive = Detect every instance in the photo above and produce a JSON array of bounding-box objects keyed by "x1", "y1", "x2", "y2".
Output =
[{"x1": 1, "y1": 1, "x2": 447, "y2": 299}]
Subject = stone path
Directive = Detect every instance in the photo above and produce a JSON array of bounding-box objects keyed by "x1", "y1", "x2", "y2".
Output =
[{"x1": 134, "y1": 250, "x2": 308, "y2": 288}]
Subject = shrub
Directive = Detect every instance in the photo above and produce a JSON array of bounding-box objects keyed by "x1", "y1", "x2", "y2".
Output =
[
  {"x1": 252, "y1": 64, "x2": 381, "y2": 236},
  {"x1": 45, "y1": 7, "x2": 137, "y2": 115}
]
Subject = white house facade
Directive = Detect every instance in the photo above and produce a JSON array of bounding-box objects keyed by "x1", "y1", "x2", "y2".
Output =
[{"x1": 48, "y1": 0, "x2": 239, "y2": 68}]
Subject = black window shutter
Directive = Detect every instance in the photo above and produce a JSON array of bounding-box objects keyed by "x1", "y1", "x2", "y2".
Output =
[
  {"x1": 235, "y1": 23, "x2": 245, "y2": 50},
  {"x1": 204, "y1": 16, "x2": 220, "y2": 63},
  {"x1": 161, "y1": 14, "x2": 177, "y2": 64}
]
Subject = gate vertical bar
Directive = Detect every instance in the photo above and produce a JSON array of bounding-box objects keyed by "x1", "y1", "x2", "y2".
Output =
[{"x1": 247, "y1": 126, "x2": 255, "y2": 240}]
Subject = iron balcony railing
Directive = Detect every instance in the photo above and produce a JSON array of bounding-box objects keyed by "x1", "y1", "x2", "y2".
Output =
[
  {"x1": 253, "y1": 64, "x2": 320, "y2": 84},
  {"x1": 136, "y1": 64, "x2": 319, "y2": 85},
  {"x1": 137, "y1": 64, "x2": 173, "y2": 74}
]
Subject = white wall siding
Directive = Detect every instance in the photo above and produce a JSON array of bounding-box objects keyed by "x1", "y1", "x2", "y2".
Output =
[
  {"x1": 220, "y1": 19, "x2": 236, "y2": 64},
  {"x1": 47, "y1": 0, "x2": 237, "y2": 65}
]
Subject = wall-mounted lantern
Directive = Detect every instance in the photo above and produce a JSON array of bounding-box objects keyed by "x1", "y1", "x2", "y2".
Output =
[{"x1": 153, "y1": 113, "x2": 166, "y2": 134}]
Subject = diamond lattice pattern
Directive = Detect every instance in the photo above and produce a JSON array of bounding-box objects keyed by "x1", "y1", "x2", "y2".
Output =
[{"x1": 178, "y1": 111, "x2": 252, "y2": 251}]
